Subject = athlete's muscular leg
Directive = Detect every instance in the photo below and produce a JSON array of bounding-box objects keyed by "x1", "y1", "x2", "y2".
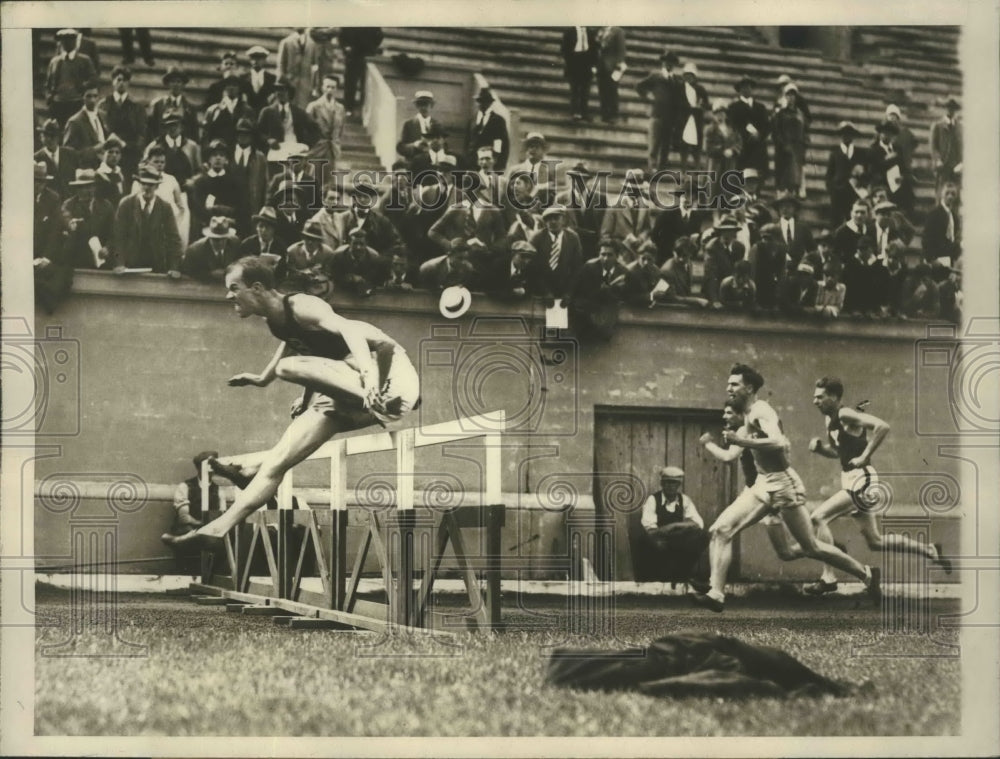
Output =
[
  {"x1": 781, "y1": 504, "x2": 869, "y2": 581},
  {"x1": 275, "y1": 356, "x2": 369, "y2": 406},
  {"x1": 855, "y1": 512, "x2": 936, "y2": 557},
  {"x1": 707, "y1": 490, "x2": 772, "y2": 596},
  {"x1": 810, "y1": 490, "x2": 856, "y2": 583}
]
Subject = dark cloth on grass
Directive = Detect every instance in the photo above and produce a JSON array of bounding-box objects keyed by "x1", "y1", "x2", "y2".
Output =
[{"x1": 546, "y1": 630, "x2": 853, "y2": 698}]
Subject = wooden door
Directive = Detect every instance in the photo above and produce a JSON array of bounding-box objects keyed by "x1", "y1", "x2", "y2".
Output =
[{"x1": 593, "y1": 407, "x2": 739, "y2": 581}]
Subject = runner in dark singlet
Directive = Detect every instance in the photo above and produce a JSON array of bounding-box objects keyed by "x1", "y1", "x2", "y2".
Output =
[
  {"x1": 163, "y1": 256, "x2": 420, "y2": 548},
  {"x1": 803, "y1": 377, "x2": 951, "y2": 594}
]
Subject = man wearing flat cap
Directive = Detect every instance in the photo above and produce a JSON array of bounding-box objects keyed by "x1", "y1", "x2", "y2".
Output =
[
  {"x1": 529, "y1": 205, "x2": 584, "y2": 300},
  {"x1": 149, "y1": 66, "x2": 199, "y2": 144},
  {"x1": 636, "y1": 50, "x2": 683, "y2": 172},
  {"x1": 640, "y1": 466, "x2": 709, "y2": 588},
  {"x1": 468, "y1": 88, "x2": 510, "y2": 171},
  {"x1": 36, "y1": 118, "x2": 80, "y2": 197},
  {"x1": 242, "y1": 46, "x2": 278, "y2": 113},
  {"x1": 727, "y1": 74, "x2": 771, "y2": 179},
  {"x1": 283, "y1": 219, "x2": 337, "y2": 296},
  {"x1": 489, "y1": 239, "x2": 544, "y2": 299},
  {"x1": 397, "y1": 91, "x2": 442, "y2": 162},
  {"x1": 824, "y1": 120, "x2": 869, "y2": 225},
  {"x1": 112, "y1": 165, "x2": 183, "y2": 275},
  {"x1": 46, "y1": 29, "x2": 98, "y2": 127},
  {"x1": 99, "y1": 66, "x2": 148, "y2": 178},
  {"x1": 929, "y1": 96, "x2": 962, "y2": 193}
]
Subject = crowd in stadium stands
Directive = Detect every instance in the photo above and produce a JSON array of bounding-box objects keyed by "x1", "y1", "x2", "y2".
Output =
[{"x1": 33, "y1": 26, "x2": 962, "y2": 330}]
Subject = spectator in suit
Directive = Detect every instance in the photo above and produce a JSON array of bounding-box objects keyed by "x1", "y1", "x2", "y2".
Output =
[
  {"x1": 747, "y1": 223, "x2": 786, "y2": 310},
  {"x1": 702, "y1": 216, "x2": 743, "y2": 307},
  {"x1": 719, "y1": 260, "x2": 757, "y2": 311},
  {"x1": 306, "y1": 74, "x2": 346, "y2": 182},
  {"x1": 397, "y1": 90, "x2": 441, "y2": 163},
  {"x1": 382, "y1": 251, "x2": 416, "y2": 292},
  {"x1": 94, "y1": 134, "x2": 127, "y2": 206},
  {"x1": 825, "y1": 121, "x2": 868, "y2": 225},
  {"x1": 258, "y1": 77, "x2": 319, "y2": 152},
  {"x1": 772, "y1": 83, "x2": 808, "y2": 197},
  {"x1": 283, "y1": 219, "x2": 336, "y2": 297},
  {"x1": 270, "y1": 182, "x2": 310, "y2": 244},
  {"x1": 62, "y1": 81, "x2": 108, "y2": 167},
  {"x1": 338, "y1": 27, "x2": 383, "y2": 115},
  {"x1": 473, "y1": 146, "x2": 506, "y2": 207},
  {"x1": 883, "y1": 240, "x2": 911, "y2": 317},
  {"x1": 112, "y1": 165, "x2": 182, "y2": 275},
  {"x1": 774, "y1": 193, "x2": 812, "y2": 267},
  {"x1": 419, "y1": 238, "x2": 477, "y2": 292},
  {"x1": 625, "y1": 242, "x2": 668, "y2": 306},
  {"x1": 182, "y1": 216, "x2": 241, "y2": 283},
  {"x1": 118, "y1": 28, "x2": 154, "y2": 66},
  {"x1": 737, "y1": 167, "x2": 774, "y2": 232},
  {"x1": 410, "y1": 124, "x2": 460, "y2": 182},
  {"x1": 832, "y1": 200, "x2": 872, "y2": 263},
  {"x1": 309, "y1": 28, "x2": 339, "y2": 95},
  {"x1": 277, "y1": 28, "x2": 319, "y2": 109},
  {"x1": 307, "y1": 187, "x2": 348, "y2": 253},
  {"x1": 428, "y1": 195, "x2": 507, "y2": 265},
  {"x1": 569, "y1": 236, "x2": 628, "y2": 340},
  {"x1": 869, "y1": 185, "x2": 915, "y2": 244},
  {"x1": 239, "y1": 206, "x2": 287, "y2": 261},
  {"x1": 507, "y1": 132, "x2": 560, "y2": 208},
  {"x1": 265, "y1": 144, "x2": 318, "y2": 200},
  {"x1": 61, "y1": 168, "x2": 114, "y2": 269},
  {"x1": 727, "y1": 75, "x2": 770, "y2": 180},
  {"x1": 561, "y1": 26, "x2": 597, "y2": 122},
  {"x1": 601, "y1": 188, "x2": 652, "y2": 253},
  {"x1": 503, "y1": 173, "x2": 544, "y2": 235},
  {"x1": 884, "y1": 104, "x2": 917, "y2": 179},
  {"x1": 676, "y1": 62, "x2": 710, "y2": 171},
  {"x1": 46, "y1": 29, "x2": 97, "y2": 127},
  {"x1": 489, "y1": 240, "x2": 543, "y2": 299},
  {"x1": 595, "y1": 26, "x2": 627, "y2": 125},
  {"x1": 148, "y1": 109, "x2": 200, "y2": 189},
  {"x1": 188, "y1": 140, "x2": 242, "y2": 242},
  {"x1": 660, "y1": 236, "x2": 709, "y2": 307},
  {"x1": 530, "y1": 205, "x2": 583, "y2": 299},
  {"x1": 555, "y1": 162, "x2": 606, "y2": 260},
  {"x1": 203, "y1": 73, "x2": 256, "y2": 152},
  {"x1": 34, "y1": 162, "x2": 63, "y2": 262},
  {"x1": 899, "y1": 263, "x2": 941, "y2": 319},
  {"x1": 929, "y1": 96, "x2": 962, "y2": 193},
  {"x1": 36, "y1": 118, "x2": 80, "y2": 198},
  {"x1": 148, "y1": 67, "x2": 199, "y2": 144},
  {"x1": 98, "y1": 66, "x2": 147, "y2": 178},
  {"x1": 772, "y1": 74, "x2": 812, "y2": 124},
  {"x1": 810, "y1": 229, "x2": 835, "y2": 281},
  {"x1": 650, "y1": 189, "x2": 711, "y2": 265},
  {"x1": 815, "y1": 260, "x2": 846, "y2": 319},
  {"x1": 922, "y1": 182, "x2": 961, "y2": 267},
  {"x1": 871, "y1": 200, "x2": 903, "y2": 264},
  {"x1": 468, "y1": 88, "x2": 510, "y2": 171},
  {"x1": 869, "y1": 121, "x2": 915, "y2": 216},
  {"x1": 636, "y1": 51, "x2": 681, "y2": 172},
  {"x1": 331, "y1": 229, "x2": 390, "y2": 297},
  {"x1": 842, "y1": 235, "x2": 887, "y2": 317},
  {"x1": 204, "y1": 51, "x2": 252, "y2": 109},
  {"x1": 229, "y1": 118, "x2": 269, "y2": 238},
  {"x1": 134, "y1": 147, "x2": 190, "y2": 244},
  {"x1": 334, "y1": 183, "x2": 404, "y2": 256},
  {"x1": 938, "y1": 259, "x2": 962, "y2": 324},
  {"x1": 704, "y1": 101, "x2": 742, "y2": 204},
  {"x1": 780, "y1": 259, "x2": 819, "y2": 317},
  {"x1": 242, "y1": 46, "x2": 277, "y2": 113}
]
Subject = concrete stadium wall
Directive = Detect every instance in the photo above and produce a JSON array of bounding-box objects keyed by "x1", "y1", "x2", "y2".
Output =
[{"x1": 31, "y1": 272, "x2": 963, "y2": 582}]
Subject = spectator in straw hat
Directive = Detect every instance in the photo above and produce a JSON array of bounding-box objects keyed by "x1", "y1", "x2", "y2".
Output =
[
  {"x1": 98, "y1": 66, "x2": 147, "y2": 177},
  {"x1": 94, "y1": 134, "x2": 128, "y2": 206},
  {"x1": 277, "y1": 28, "x2": 319, "y2": 110},
  {"x1": 825, "y1": 120, "x2": 869, "y2": 225},
  {"x1": 677, "y1": 61, "x2": 710, "y2": 171},
  {"x1": 240, "y1": 206, "x2": 288, "y2": 260},
  {"x1": 595, "y1": 26, "x2": 627, "y2": 125},
  {"x1": 930, "y1": 95, "x2": 962, "y2": 193},
  {"x1": 561, "y1": 26, "x2": 598, "y2": 122},
  {"x1": 182, "y1": 215, "x2": 241, "y2": 282},
  {"x1": 772, "y1": 82, "x2": 807, "y2": 197},
  {"x1": 242, "y1": 45, "x2": 278, "y2": 113},
  {"x1": 283, "y1": 219, "x2": 337, "y2": 296},
  {"x1": 636, "y1": 50, "x2": 682, "y2": 172},
  {"x1": 331, "y1": 228, "x2": 391, "y2": 297},
  {"x1": 203, "y1": 73, "x2": 256, "y2": 150},
  {"x1": 188, "y1": 139, "x2": 241, "y2": 242},
  {"x1": 397, "y1": 90, "x2": 442, "y2": 162},
  {"x1": 258, "y1": 77, "x2": 319, "y2": 151},
  {"x1": 112, "y1": 165, "x2": 183, "y2": 275},
  {"x1": 871, "y1": 199, "x2": 903, "y2": 263},
  {"x1": 468, "y1": 87, "x2": 510, "y2": 170},
  {"x1": 727, "y1": 75, "x2": 770, "y2": 180},
  {"x1": 61, "y1": 168, "x2": 114, "y2": 269},
  {"x1": 147, "y1": 109, "x2": 200, "y2": 189},
  {"x1": 46, "y1": 29, "x2": 98, "y2": 127},
  {"x1": 204, "y1": 51, "x2": 251, "y2": 109},
  {"x1": 36, "y1": 118, "x2": 80, "y2": 197},
  {"x1": 62, "y1": 80, "x2": 108, "y2": 167},
  {"x1": 149, "y1": 66, "x2": 199, "y2": 144}
]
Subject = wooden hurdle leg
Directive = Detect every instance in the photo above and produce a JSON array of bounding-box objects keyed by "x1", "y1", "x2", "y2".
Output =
[
  {"x1": 482, "y1": 504, "x2": 506, "y2": 629},
  {"x1": 389, "y1": 510, "x2": 416, "y2": 627},
  {"x1": 327, "y1": 440, "x2": 348, "y2": 611}
]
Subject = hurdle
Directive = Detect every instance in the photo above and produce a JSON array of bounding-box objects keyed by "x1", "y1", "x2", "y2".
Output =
[{"x1": 187, "y1": 411, "x2": 506, "y2": 634}]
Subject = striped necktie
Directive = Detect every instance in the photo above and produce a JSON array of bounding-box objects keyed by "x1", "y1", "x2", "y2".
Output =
[{"x1": 549, "y1": 234, "x2": 561, "y2": 270}]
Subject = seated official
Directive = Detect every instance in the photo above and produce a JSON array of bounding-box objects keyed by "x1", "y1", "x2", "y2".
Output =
[{"x1": 639, "y1": 466, "x2": 709, "y2": 589}]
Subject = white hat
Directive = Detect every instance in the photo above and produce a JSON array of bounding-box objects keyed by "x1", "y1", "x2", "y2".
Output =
[
  {"x1": 683, "y1": 62, "x2": 698, "y2": 76},
  {"x1": 413, "y1": 90, "x2": 435, "y2": 102},
  {"x1": 783, "y1": 82, "x2": 799, "y2": 94},
  {"x1": 885, "y1": 104, "x2": 902, "y2": 118},
  {"x1": 439, "y1": 286, "x2": 472, "y2": 319}
]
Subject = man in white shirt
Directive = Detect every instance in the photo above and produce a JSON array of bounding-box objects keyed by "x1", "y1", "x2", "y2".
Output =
[{"x1": 640, "y1": 466, "x2": 709, "y2": 589}]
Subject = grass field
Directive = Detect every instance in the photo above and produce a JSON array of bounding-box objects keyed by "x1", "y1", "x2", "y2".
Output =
[{"x1": 34, "y1": 586, "x2": 961, "y2": 737}]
